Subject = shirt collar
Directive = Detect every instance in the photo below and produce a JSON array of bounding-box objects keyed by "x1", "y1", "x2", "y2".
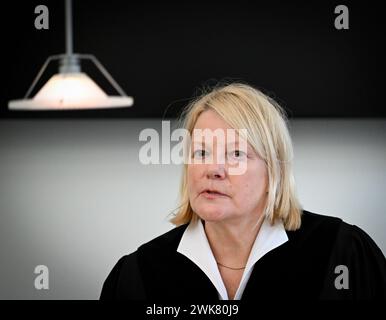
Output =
[{"x1": 177, "y1": 217, "x2": 289, "y2": 300}]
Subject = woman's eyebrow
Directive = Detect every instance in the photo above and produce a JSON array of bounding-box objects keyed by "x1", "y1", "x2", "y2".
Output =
[
  {"x1": 226, "y1": 141, "x2": 248, "y2": 148},
  {"x1": 192, "y1": 141, "x2": 247, "y2": 147},
  {"x1": 192, "y1": 141, "x2": 205, "y2": 147}
]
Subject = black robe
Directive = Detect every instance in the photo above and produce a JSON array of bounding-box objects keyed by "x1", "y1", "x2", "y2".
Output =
[{"x1": 100, "y1": 210, "x2": 386, "y2": 300}]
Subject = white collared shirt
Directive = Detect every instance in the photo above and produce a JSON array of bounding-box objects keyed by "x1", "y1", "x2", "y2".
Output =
[{"x1": 177, "y1": 217, "x2": 289, "y2": 300}]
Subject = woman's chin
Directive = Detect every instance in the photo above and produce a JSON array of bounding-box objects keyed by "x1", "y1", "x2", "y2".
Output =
[{"x1": 196, "y1": 209, "x2": 228, "y2": 222}]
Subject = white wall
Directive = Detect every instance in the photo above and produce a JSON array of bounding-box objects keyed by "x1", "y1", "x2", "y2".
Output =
[{"x1": 0, "y1": 119, "x2": 385, "y2": 299}]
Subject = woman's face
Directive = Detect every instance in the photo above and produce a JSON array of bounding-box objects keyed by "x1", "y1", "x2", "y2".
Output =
[{"x1": 187, "y1": 110, "x2": 268, "y2": 223}]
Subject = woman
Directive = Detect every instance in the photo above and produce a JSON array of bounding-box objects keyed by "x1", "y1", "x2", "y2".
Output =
[{"x1": 100, "y1": 83, "x2": 386, "y2": 300}]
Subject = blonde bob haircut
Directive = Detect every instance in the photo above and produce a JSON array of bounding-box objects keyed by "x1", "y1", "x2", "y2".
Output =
[{"x1": 170, "y1": 82, "x2": 302, "y2": 231}]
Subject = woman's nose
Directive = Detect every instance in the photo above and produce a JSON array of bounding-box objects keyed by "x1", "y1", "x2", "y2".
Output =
[{"x1": 206, "y1": 164, "x2": 226, "y2": 180}]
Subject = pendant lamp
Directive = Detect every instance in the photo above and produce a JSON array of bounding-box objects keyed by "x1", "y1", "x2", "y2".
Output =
[{"x1": 8, "y1": 0, "x2": 134, "y2": 110}]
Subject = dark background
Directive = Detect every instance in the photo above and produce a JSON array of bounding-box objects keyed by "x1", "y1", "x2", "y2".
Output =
[{"x1": 2, "y1": 0, "x2": 385, "y2": 119}]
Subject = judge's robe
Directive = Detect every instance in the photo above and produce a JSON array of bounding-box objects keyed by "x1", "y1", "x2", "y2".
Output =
[{"x1": 100, "y1": 210, "x2": 386, "y2": 300}]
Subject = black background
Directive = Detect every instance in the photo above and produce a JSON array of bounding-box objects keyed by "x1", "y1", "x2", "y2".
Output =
[{"x1": 2, "y1": 0, "x2": 385, "y2": 119}]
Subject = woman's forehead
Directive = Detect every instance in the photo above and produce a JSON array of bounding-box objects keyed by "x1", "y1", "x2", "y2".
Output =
[{"x1": 191, "y1": 109, "x2": 257, "y2": 152}]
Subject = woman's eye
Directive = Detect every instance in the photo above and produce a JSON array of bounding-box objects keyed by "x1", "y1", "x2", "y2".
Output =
[
  {"x1": 228, "y1": 150, "x2": 247, "y2": 160},
  {"x1": 193, "y1": 149, "x2": 208, "y2": 158}
]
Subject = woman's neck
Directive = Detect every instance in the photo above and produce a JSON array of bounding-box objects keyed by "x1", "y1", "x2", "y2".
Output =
[{"x1": 203, "y1": 214, "x2": 265, "y2": 268}]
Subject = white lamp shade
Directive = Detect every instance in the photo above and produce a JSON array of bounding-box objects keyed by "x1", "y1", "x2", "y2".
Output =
[{"x1": 8, "y1": 72, "x2": 133, "y2": 110}]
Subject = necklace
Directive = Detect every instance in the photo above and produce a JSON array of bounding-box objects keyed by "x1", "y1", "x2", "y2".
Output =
[{"x1": 216, "y1": 261, "x2": 246, "y2": 270}]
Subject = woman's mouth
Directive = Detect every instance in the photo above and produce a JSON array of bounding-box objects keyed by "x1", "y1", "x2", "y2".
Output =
[{"x1": 200, "y1": 190, "x2": 229, "y2": 199}]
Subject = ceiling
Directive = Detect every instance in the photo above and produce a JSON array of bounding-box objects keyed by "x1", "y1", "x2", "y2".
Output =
[{"x1": 2, "y1": 0, "x2": 385, "y2": 119}]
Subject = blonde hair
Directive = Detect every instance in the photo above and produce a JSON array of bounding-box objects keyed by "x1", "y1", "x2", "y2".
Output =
[{"x1": 170, "y1": 82, "x2": 302, "y2": 231}]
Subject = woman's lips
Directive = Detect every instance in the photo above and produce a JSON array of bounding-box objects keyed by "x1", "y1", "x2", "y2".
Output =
[{"x1": 200, "y1": 191, "x2": 229, "y2": 199}]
